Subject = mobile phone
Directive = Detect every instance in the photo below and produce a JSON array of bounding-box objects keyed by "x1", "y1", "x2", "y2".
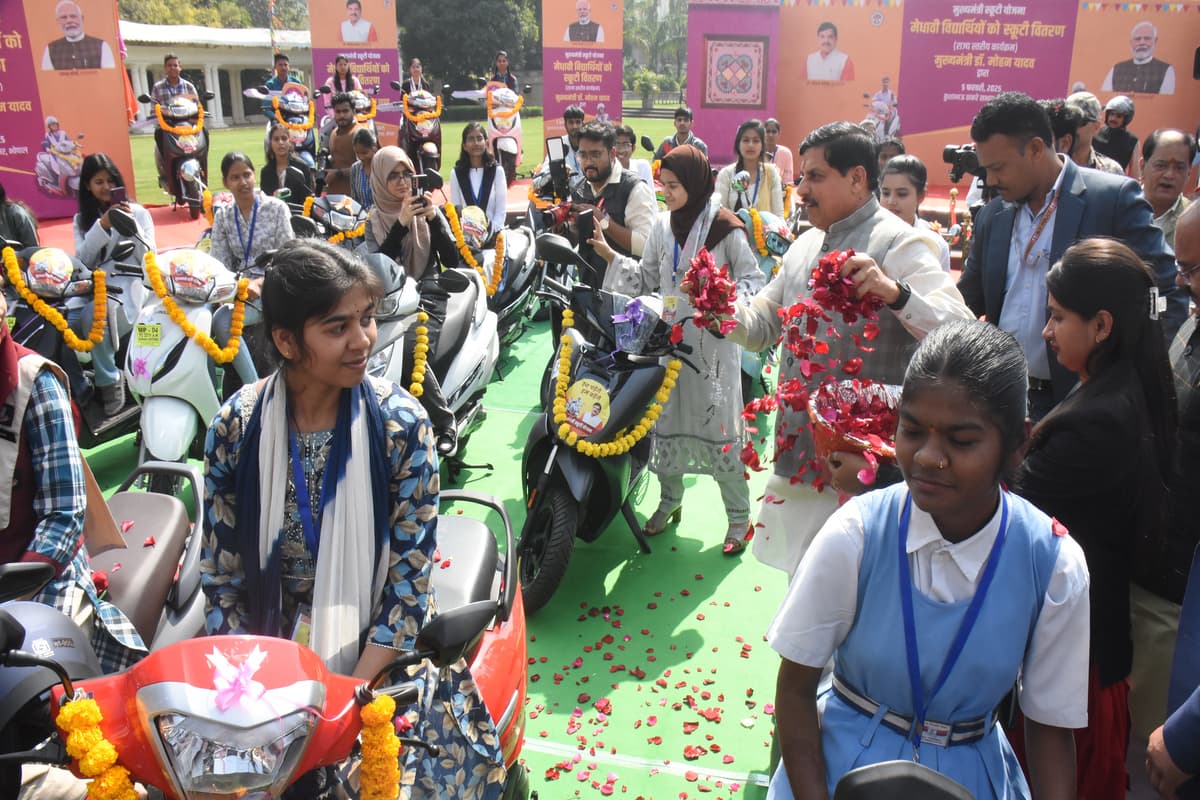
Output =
[
  {"x1": 576, "y1": 208, "x2": 595, "y2": 243},
  {"x1": 410, "y1": 173, "x2": 429, "y2": 197},
  {"x1": 109, "y1": 186, "x2": 127, "y2": 205}
]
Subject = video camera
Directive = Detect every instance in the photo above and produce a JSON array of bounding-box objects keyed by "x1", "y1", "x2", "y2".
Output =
[{"x1": 942, "y1": 144, "x2": 985, "y2": 185}]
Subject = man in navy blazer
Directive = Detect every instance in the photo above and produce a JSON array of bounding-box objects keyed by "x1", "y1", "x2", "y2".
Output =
[{"x1": 958, "y1": 92, "x2": 1181, "y2": 419}]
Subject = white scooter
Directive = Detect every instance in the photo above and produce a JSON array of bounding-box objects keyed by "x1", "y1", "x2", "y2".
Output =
[
  {"x1": 363, "y1": 252, "x2": 500, "y2": 480},
  {"x1": 111, "y1": 210, "x2": 240, "y2": 468}
]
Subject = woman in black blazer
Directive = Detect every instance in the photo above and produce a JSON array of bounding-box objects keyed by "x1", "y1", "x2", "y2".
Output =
[
  {"x1": 1015, "y1": 238, "x2": 1177, "y2": 800},
  {"x1": 259, "y1": 121, "x2": 314, "y2": 203}
]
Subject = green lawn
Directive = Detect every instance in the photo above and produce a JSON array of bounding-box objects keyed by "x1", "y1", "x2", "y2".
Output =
[{"x1": 129, "y1": 117, "x2": 678, "y2": 205}]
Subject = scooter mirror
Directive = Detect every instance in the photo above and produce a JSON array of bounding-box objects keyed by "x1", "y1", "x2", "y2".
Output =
[
  {"x1": 390, "y1": 79, "x2": 402, "y2": 91},
  {"x1": 535, "y1": 233, "x2": 588, "y2": 269},
  {"x1": 476, "y1": 76, "x2": 487, "y2": 90},
  {"x1": 640, "y1": 135, "x2": 655, "y2": 154},
  {"x1": 137, "y1": 93, "x2": 152, "y2": 104},
  {"x1": 107, "y1": 207, "x2": 140, "y2": 239},
  {"x1": 523, "y1": 84, "x2": 532, "y2": 94},
  {"x1": 0, "y1": 563, "x2": 56, "y2": 605},
  {"x1": 203, "y1": 91, "x2": 215, "y2": 101},
  {"x1": 414, "y1": 600, "x2": 496, "y2": 667},
  {"x1": 0, "y1": 609, "x2": 25, "y2": 654},
  {"x1": 110, "y1": 241, "x2": 136, "y2": 265},
  {"x1": 317, "y1": 85, "x2": 331, "y2": 95},
  {"x1": 257, "y1": 85, "x2": 270, "y2": 94}
]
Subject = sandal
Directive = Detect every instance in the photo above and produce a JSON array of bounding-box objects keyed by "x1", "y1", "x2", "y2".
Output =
[
  {"x1": 644, "y1": 506, "x2": 682, "y2": 536},
  {"x1": 723, "y1": 523, "x2": 753, "y2": 556}
]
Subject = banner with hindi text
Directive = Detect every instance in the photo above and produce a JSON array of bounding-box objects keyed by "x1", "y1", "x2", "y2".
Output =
[{"x1": 542, "y1": 0, "x2": 624, "y2": 142}]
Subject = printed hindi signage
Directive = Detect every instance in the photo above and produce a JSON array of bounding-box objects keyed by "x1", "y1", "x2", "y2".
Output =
[
  {"x1": 0, "y1": 0, "x2": 134, "y2": 219},
  {"x1": 899, "y1": 2, "x2": 1078, "y2": 136},
  {"x1": 542, "y1": 0, "x2": 624, "y2": 140},
  {"x1": 307, "y1": 0, "x2": 402, "y2": 147}
]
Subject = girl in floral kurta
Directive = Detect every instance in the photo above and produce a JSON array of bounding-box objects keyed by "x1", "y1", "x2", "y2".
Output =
[
  {"x1": 591, "y1": 144, "x2": 765, "y2": 554},
  {"x1": 200, "y1": 238, "x2": 504, "y2": 800}
]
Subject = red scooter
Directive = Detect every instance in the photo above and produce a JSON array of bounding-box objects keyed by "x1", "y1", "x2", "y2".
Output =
[{"x1": 1, "y1": 492, "x2": 530, "y2": 798}]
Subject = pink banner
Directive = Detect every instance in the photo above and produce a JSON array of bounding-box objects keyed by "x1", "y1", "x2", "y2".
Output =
[{"x1": 899, "y1": 1, "x2": 1079, "y2": 136}]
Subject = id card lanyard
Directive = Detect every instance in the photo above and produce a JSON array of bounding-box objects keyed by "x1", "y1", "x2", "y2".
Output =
[
  {"x1": 898, "y1": 491, "x2": 1009, "y2": 761},
  {"x1": 234, "y1": 196, "x2": 259, "y2": 267},
  {"x1": 289, "y1": 429, "x2": 335, "y2": 560}
]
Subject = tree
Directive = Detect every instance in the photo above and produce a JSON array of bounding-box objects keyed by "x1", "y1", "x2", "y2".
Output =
[
  {"x1": 623, "y1": 0, "x2": 686, "y2": 77},
  {"x1": 119, "y1": 0, "x2": 308, "y2": 29},
  {"x1": 398, "y1": 0, "x2": 540, "y2": 89}
]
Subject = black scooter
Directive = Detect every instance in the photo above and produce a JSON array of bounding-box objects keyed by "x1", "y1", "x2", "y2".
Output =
[
  {"x1": 139, "y1": 91, "x2": 213, "y2": 219},
  {"x1": 517, "y1": 234, "x2": 694, "y2": 614}
]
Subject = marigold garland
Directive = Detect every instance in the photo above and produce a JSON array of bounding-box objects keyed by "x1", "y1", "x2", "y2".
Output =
[
  {"x1": 442, "y1": 203, "x2": 480, "y2": 268},
  {"x1": 143, "y1": 252, "x2": 250, "y2": 365},
  {"x1": 273, "y1": 95, "x2": 315, "y2": 132},
  {"x1": 486, "y1": 91, "x2": 523, "y2": 121},
  {"x1": 360, "y1": 694, "x2": 401, "y2": 800},
  {"x1": 747, "y1": 208, "x2": 769, "y2": 257},
  {"x1": 328, "y1": 222, "x2": 366, "y2": 246},
  {"x1": 155, "y1": 102, "x2": 204, "y2": 136},
  {"x1": 56, "y1": 697, "x2": 138, "y2": 800},
  {"x1": 356, "y1": 97, "x2": 378, "y2": 123},
  {"x1": 202, "y1": 189, "x2": 214, "y2": 225},
  {"x1": 401, "y1": 94, "x2": 441, "y2": 124},
  {"x1": 552, "y1": 309, "x2": 681, "y2": 457},
  {"x1": 3, "y1": 247, "x2": 107, "y2": 352},
  {"x1": 409, "y1": 310, "x2": 429, "y2": 398},
  {"x1": 302, "y1": 196, "x2": 316, "y2": 218},
  {"x1": 488, "y1": 232, "x2": 505, "y2": 297}
]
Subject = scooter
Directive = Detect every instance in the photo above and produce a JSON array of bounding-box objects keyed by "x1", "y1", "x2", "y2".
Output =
[
  {"x1": 139, "y1": 91, "x2": 213, "y2": 219},
  {"x1": 0, "y1": 458, "x2": 208, "y2": 795},
  {"x1": 452, "y1": 81, "x2": 532, "y2": 186},
  {"x1": 110, "y1": 210, "x2": 243, "y2": 467},
  {"x1": 0, "y1": 491, "x2": 531, "y2": 799},
  {"x1": 292, "y1": 193, "x2": 369, "y2": 251},
  {"x1": 517, "y1": 234, "x2": 694, "y2": 614},
  {"x1": 364, "y1": 251, "x2": 500, "y2": 481},
  {"x1": 861, "y1": 95, "x2": 901, "y2": 143},
  {"x1": 454, "y1": 205, "x2": 539, "y2": 349},
  {"x1": 34, "y1": 133, "x2": 84, "y2": 199},
  {"x1": 319, "y1": 85, "x2": 381, "y2": 146},
  {"x1": 380, "y1": 81, "x2": 445, "y2": 175},
  {"x1": 245, "y1": 82, "x2": 319, "y2": 168},
  {"x1": 1, "y1": 244, "x2": 141, "y2": 447}
]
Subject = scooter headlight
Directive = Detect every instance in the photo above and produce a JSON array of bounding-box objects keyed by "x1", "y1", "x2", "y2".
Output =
[
  {"x1": 180, "y1": 160, "x2": 203, "y2": 183},
  {"x1": 155, "y1": 709, "x2": 316, "y2": 799},
  {"x1": 367, "y1": 344, "x2": 393, "y2": 378}
]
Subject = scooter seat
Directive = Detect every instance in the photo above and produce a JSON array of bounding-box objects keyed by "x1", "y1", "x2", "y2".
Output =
[
  {"x1": 90, "y1": 491, "x2": 191, "y2": 645},
  {"x1": 431, "y1": 515, "x2": 498, "y2": 614}
]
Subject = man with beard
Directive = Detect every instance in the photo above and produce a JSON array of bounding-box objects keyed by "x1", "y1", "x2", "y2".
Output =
[
  {"x1": 1141, "y1": 129, "x2": 1195, "y2": 250},
  {"x1": 42, "y1": 1, "x2": 114, "y2": 70},
  {"x1": 571, "y1": 121, "x2": 656, "y2": 268},
  {"x1": 323, "y1": 93, "x2": 363, "y2": 196},
  {"x1": 565, "y1": 0, "x2": 605, "y2": 42},
  {"x1": 1102, "y1": 21, "x2": 1176, "y2": 95}
]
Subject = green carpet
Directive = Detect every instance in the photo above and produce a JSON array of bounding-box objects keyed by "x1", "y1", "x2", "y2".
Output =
[{"x1": 87, "y1": 317, "x2": 793, "y2": 799}]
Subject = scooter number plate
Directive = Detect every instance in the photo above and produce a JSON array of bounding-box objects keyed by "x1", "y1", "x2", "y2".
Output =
[{"x1": 135, "y1": 323, "x2": 162, "y2": 348}]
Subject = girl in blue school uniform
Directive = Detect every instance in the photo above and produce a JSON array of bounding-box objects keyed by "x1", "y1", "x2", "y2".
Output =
[{"x1": 766, "y1": 320, "x2": 1091, "y2": 800}]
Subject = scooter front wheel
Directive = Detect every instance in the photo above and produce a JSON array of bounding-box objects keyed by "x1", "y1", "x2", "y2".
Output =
[{"x1": 517, "y1": 483, "x2": 577, "y2": 614}]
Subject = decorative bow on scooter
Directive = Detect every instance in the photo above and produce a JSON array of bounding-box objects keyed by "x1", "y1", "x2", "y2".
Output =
[{"x1": 206, "y1": 645, "x2": 267, "y2": 712}]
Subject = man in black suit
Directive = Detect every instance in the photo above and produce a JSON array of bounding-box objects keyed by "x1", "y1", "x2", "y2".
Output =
[{"x1": 958, "y1": 92, "x2": 1180, "y2": 420}]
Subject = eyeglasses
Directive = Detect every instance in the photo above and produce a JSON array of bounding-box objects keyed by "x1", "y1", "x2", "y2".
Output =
[
  {"x1": 614, "y1": 142, "x2": 634, "y2": 151},
  {"x1": 387, "y1": 170, "x2": 412, "y2": 183},
  {"x1": 577, "y1": 149, "x2": 609, "y2": 162},
  {"x1": 1178, "y1": 259, "x2": 1200, "y2": 279}
]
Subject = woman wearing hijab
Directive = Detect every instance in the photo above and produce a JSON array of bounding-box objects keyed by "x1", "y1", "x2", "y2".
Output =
[
  {"x1": 362, "y1": 146, "x2": 460, "y2": 457},
  {"x1": 591, "y1": 145, "x2": 765, "y2": 555}
]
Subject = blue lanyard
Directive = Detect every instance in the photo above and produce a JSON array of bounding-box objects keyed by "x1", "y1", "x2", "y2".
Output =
[
  {"x1": 233, "y1": 197, "x2": 259, "y2": 266},
  {"x1": 671, "y1": 241, "x2": 682, "y2": 287},
  {"x1": 288, "y1": 429, "x2": 334, "y2": 560},
  {"x1": 749, "y1": 163, "x2": 761, "y2": 206},
  {"x1": 898, "y1": 490, "x2": 1008, "y2": 760}
]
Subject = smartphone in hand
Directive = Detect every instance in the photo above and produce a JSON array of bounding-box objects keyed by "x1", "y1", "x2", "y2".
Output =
[
  {"x1": 576, "y1": 208, "x2": 595, "y2": 244},
  {"x1": 109, "y1": 186, "x2": 127, "y2": 205}
]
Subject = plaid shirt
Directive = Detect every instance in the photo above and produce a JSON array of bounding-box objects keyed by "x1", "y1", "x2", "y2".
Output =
[
  {"x1": 23, "y1": 370, "x2": 145, "y2": 672},
  {"x1": 151, "y1": 77, "x2": 199, "y2": 107}
]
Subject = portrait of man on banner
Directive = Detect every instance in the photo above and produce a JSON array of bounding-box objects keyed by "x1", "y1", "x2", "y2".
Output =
[
  {"x1": 565, "y1": 0, "x2": 606, "y2": 43},
  {"x1": 806, "y1": 20, "x2": 854, "y2": 82},
  {"x1": 341, "y1": 0, "x2": 378, "y2": 43},
  {"x1": 1101, "y1": 21, "x2": 1175, "y2": 95},
  {"x1": 42, "y1": 0, "x2": 115, "y2": 70}
]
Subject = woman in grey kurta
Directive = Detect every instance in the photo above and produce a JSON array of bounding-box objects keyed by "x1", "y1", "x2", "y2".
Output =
[{"x1": 591, "y1": 145, "x2": 764, "y2": 554}]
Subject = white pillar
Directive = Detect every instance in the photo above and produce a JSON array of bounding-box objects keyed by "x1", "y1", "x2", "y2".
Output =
[
  {"x1": 229, "y1": 68, "x2": 246, "y2": 125},
  {"x1": 131, "y1": 66, "x2": 150, "y2": 120},
  {"x1": 206, "y1": 65, "x2": 227, "y2": 128}
]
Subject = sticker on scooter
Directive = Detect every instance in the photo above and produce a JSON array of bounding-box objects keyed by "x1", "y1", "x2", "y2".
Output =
[
  {"x1": 135, "y1": 323, "x2": 162, "y2": 348},
  {"x1": 565, "y1": 379, "x2": 611, "y2": 437},
  {"x1": 5, "y1": 317, "x2": 14, "y2": 332}
]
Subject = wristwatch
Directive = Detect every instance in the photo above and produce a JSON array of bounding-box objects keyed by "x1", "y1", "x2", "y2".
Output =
[
  {"x1": 599, "y1": 215, "x2": 611, "y2": 231},
  {"x1": 887, "y1": 281, "x2": 912, "y2": 311}
]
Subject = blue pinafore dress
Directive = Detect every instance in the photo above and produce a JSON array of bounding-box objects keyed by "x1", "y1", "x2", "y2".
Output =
[{"x1": 769, "y1": 484, "x2": 1062, "y2": 800}]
